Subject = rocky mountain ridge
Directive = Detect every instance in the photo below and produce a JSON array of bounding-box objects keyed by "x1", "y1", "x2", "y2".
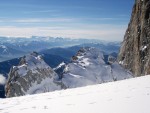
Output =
[
  {"x1": 5, "y1": 52, "x2": 63, "y2": 97},
  {"x1": 118, "y1": 0, "x2": 150, "y2": 76},
  {"x1": 5, "y1": 48, "x2": 133, "y2": 97},
  {"x1": 60, "y1": 47, "x2": 132, "y2": 88}
]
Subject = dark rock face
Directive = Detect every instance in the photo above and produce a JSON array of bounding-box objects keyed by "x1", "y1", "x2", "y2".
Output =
[{"x1": 118, "y1": 0, "x2": 150, "y2": 76}]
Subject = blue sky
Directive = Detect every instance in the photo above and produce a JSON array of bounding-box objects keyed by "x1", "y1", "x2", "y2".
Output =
[{"x1": 0, "y1": 0, "x2": 134, "y2": 41}]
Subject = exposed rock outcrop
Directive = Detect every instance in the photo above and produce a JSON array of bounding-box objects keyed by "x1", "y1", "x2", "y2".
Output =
[
  {"x1": 5, "y1": 52, "x2": 63, "y2": 97},
  {"x1": 118, "y1": 0, "x2": 150, "y2": 76}
]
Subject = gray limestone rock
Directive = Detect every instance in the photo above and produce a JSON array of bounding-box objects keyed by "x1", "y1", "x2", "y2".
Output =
[{"x1": 118, "y1": 0, "x2": 150, "y2": 76}]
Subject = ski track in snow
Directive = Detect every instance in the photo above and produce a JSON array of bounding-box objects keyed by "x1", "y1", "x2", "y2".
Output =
[{"x1": 0, "y1": 75, "x2": 150, "y2": 113}]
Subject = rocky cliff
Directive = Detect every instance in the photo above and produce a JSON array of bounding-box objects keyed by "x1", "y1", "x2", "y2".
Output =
[
  {"x1": 5, "y1": 52, "x2": 62, "y2": 97},
  {"x1": 118, "y1": 0, "x2": 150, "y2": 76}
]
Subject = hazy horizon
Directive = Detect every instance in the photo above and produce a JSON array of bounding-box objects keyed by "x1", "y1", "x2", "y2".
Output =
[{"x1": 0, "y1": 0, "x2": 134, "y2": 41}]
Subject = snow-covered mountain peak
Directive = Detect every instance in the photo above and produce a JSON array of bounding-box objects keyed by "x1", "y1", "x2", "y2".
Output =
[
  {"x1": 62, "y1": 47, "x2": 133, "y2": 88},
  {"x1": 0, "y1": 45, "x2": 8, "y2": 54},
  {"x1": 5, "y1": 52, "x2": 62, "y2": 97},
  {"x1": 0, "y1": 45, "x2": 7, "y2": 49},
  {"x1": 71, "y1": 47, "x2": 105, "y2": 67},
  {"x1": 11, "y1": 52, "x2": 50, "y2": 77},
  {"x1": 75, "y1": 47, "x2": 103, "y2": 59}
]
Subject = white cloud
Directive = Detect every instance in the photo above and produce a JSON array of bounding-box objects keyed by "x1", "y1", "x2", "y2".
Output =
[
  {"x1": 14, "y1": 18, "x2": 75, "y2": 23},
  {"x1": 23, "y1": 10, "x2": 58, "y2": 13},
  {"x1": 0, "y1": 18, "x2": 75, "y2": 23},
  {"x1": 0, "y1": 16, "x2": 128, "y2": 23},
  {"x1": 0, "y1": 74, "x2": 6, "y2": 85},
  {"x1": 0, "y1": 16, "x2": 127, "y2": 41},
  {"x1": 0, "y1": 24, "x2": 126, "y2": 41}
]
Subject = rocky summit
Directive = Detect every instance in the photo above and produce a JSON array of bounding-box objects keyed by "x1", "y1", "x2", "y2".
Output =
[
  {"x1": 118, "y1": 0, "x2": 150, "y2": 76},
  {"x1": 5, "y1": 52, "x2": 62, "y2": 97}
]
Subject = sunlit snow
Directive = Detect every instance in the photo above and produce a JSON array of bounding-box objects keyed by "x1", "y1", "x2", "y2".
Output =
[{"x1": 0, "y1": 75, "x2": 150, "y2": 113}]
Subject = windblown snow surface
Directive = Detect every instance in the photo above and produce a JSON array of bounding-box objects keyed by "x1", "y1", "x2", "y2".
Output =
[{"x1": 1, "y1": 75, "x2": 150, "y2": 113}]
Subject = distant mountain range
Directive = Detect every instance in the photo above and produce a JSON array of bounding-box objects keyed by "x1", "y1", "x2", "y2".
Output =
[
  {"x1": 0, "y1": 36, "x2": 120, "y2": 62},
  {"x1": 0, "y1": 43, "x2": 119, "y2": 76},
  {"x1": 0, "y1": 45, "x2": 25, "y2": 62}
]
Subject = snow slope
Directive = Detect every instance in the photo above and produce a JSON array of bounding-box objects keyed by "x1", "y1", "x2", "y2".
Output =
[{"x1": 1, "y1": 75, "x2": 150, "y2": 113}]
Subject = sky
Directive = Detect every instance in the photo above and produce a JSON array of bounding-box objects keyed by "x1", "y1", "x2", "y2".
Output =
[{"x1": 0, "y1": 0, "x2": 134, "y2": 41}]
